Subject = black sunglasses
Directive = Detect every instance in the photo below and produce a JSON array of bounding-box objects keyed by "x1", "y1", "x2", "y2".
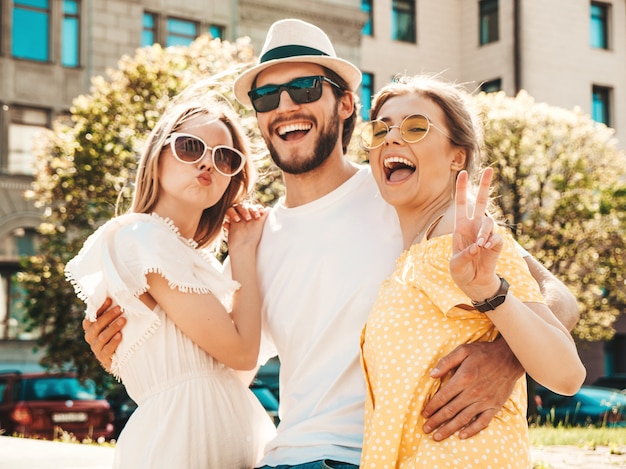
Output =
[
  {"x1": 163, "y1": 133, "x2": 246, "y2": 177},
  {"x1": 248, "y1": 75, "x2": 343, "y2": 113}
]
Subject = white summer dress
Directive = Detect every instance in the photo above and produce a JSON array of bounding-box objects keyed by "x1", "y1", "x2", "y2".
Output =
[{"x1": 65, "y1": 213, "x2": 276, "y2": 468}]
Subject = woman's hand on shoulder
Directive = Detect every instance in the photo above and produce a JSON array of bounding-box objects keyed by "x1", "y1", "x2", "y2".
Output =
[{"x1": 225, "y1": 203, "x2": 269, "y2": 252}]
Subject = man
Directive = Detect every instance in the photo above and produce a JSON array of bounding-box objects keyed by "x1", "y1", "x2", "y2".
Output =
[{"x1": 85, "y1": 19, "x2": 579, "y2": 469}]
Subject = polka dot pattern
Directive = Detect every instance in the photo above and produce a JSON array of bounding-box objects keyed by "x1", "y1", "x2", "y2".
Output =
[{"x1": 360, "y1": 230, "x2": 545, "y2": 468}]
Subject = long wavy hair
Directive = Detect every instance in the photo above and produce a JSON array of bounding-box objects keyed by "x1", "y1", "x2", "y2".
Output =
[{"x1": 129, "y1": 90, "x2": 256, "y2": 250}]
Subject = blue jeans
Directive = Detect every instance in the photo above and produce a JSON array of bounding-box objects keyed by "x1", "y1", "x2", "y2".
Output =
[{"x1": 257, "y1": 460, "x2": 359, "y2": 469}]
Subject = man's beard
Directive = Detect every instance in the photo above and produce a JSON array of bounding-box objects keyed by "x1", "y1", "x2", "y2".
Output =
[{"x1": 267, "y1": 111, "x2": 341, "y2": 175}]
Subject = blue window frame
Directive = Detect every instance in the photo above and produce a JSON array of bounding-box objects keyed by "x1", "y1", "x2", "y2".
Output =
[
  {"x1": 166, "y1": 18, "x2": 198, "y2": 46},
  {"x1": 362, "y1": 0, "x2": 373, "y2": 36},
  {"x1": 61, "y1": 0, "x2": 79, "y2": 67},
  {"x1": 142, "y1": 12, "x2": 157, "y2": 46},
  {"x1": 12, "y1": 0, "x2": 50, "y2": 61},
  {"x1": 360, "y1": 72, "x2": 374, "y2": 120},
  {"x1": 590, "y1": 2, "x2": 608, "y2": 49},
  {"x1": 479, "y1": 0, "x2": 499, "y2": 45},
  {"x1": 392, "y1": 0, "x2": 416, "y2": 43},
  {"x1": 592, "y1": 85, "x2": 610, "y2": 125},
  {"x1": 208, "y1": 25, "x2": 223, "y2": 39}
]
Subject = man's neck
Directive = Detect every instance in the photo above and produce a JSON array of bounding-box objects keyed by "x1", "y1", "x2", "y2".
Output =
[{"x1": 282, "y1": 156, "x2": 359, "y2": 208}]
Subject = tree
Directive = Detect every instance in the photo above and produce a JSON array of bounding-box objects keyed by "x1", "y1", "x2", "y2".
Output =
[
  {"x1": 20, "y1": 35, "x2": 626, "y2": 388},
  {"x1": 19, "y1": 35, "x2": 284, "y2": 389},
  {"x1": 473, "y1": 90, "x2": 626, "y2": 342}
]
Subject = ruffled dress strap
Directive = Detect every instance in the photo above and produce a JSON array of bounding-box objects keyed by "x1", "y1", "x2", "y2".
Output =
[{"x1": 65, "y1": 213, "x2": 240, "y2": 376}]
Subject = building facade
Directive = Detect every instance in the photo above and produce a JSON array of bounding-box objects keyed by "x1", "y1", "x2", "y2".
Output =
[
  {"x1": 359, "y1": 0, "x2": 626, "y2": 137},
  {"x1": 1, "y1": 0, "x2": 624, "y2": 382}
]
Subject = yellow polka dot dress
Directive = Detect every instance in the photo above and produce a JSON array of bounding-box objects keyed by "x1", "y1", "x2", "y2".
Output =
[{"x1": 360, "y1": 229, "x2": 545, "y2": 468}]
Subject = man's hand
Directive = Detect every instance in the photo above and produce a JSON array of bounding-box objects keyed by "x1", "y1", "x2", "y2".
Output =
[
  {"x1": 422, "y1": 339, "x2": 524, "y2": 440},
  {"x1": 82, "y1": 297, "x2": 126, "y2": 371}
]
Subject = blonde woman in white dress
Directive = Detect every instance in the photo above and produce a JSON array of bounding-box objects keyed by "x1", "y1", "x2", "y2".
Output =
[{"x1": 66, "y1": 88, "x2": 276, "y2": 468}]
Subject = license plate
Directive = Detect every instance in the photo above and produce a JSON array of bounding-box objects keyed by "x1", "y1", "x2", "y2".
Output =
[{"x1": 52, "y1": 412, "x2": 88, "y2": 423}]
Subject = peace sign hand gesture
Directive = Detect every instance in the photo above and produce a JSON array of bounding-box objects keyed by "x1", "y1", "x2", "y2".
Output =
[{"x1": 449, "y1": 168, "x2": 503, "y2": 302}]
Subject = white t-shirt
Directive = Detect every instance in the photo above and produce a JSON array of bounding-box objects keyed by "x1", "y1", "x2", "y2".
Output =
[{"x1": 256, "y1": 165, "x2": 403, "y2": 466}]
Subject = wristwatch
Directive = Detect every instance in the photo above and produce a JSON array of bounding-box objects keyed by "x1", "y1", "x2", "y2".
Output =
[{"x1": 471, "y1": 276, "x2": 510, "y2": 313}]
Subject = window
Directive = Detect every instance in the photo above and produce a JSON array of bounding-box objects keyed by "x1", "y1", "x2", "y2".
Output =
[
  {"x1": 590, "y1": 2, "x2": 609, "y2": 49},
  {"x1": 592, "y1": 85, "x2": 611, "y2": 125},
  {"x1": 12, "y1": 0, "x2": 50, "y2": 61},
  {"x1": 362, "y1": 0, "x2": 373, "y2": 36},
  {"x1": 142, "y1": 12, "x2": 157, "y2": 46},
  {"x1": 208, "y1": 24, "x2": 224, "y2": 40},
  {"x1": 392, "y1": 0, "x2": 416, "y2": 43},
  {"x1": 361, "y1": 72, "x2": 374, "y2": 120},
  {"x1": 166, "y1": 18, "x2": 198, "y2": 46},
  {"x1": 479, "y1": 0, "x2": 499, "y2": 45},
  {"x1": 0, "y1": 229, "x2": 41, "y2": 340},
  {"x1": 7, "y1": 107, "x2": 49, "y2": 175},
  {"x1": 61, "y1": 0, "x2": 79, "y2": 67},
  {"x1": 144, "y1": 14, "x2": 215, "y2": 46},
  {"x1": 480, "y1": 78, "x2": 502, "y2": 93}
]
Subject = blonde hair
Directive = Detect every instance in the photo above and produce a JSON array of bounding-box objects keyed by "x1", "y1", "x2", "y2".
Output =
[
  {"x1": 130, "y1": 88, "x2": 255, "y2": 249},
  {"x1": 370, "y1": 74, "x2": 484, "y2": 179}
]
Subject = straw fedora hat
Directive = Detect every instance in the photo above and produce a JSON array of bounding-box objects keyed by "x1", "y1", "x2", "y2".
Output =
[{"x1": 233, "y1": 18, "x2": 362, "y2": 107}]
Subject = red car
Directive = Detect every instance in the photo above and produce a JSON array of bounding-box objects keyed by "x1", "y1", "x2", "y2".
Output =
[{"x1": 0, "y1": 371, "x2": 114, "y2": 441}]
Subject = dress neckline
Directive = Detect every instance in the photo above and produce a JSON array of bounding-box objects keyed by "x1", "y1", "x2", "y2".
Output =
[{"x1": 149, "y1": 212, "x2": 199, "y2": 250}]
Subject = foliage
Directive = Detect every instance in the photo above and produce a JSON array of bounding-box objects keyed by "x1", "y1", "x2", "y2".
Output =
[
  {"x1": 474, "y1": 90, "x2": 626, "y2": 342},
  {"x1": 18, "y1": 35, "x2": 283, "y2": 389},
  {"x1": 18, "y1": 35, "x2": 626, "y2": 387}
]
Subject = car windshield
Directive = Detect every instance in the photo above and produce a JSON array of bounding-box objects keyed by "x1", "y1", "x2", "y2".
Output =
[
  {"x1": 22, "y1": 377, "x2": 97, "y2": 401},
  {"x1": 582, "y1": 388, "x2": 626, "y2": 405},
  {"x1": 252, "y1": 387, "x2": 278, "y2": 411}
]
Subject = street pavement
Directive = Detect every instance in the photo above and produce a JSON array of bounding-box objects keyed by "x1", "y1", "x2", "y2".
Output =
[
  {"x1": 2, "y1": 435, "x2": 626, "y2": 468},
  {"x1": 0, "y1": 436, "x2": 114, "y2": 469},
  {"x1": 531, "y1": 444, "x2": 626, "y2": 468}
]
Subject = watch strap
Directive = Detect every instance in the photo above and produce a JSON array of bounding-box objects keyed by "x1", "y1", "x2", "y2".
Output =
[{"x1": 471, "y1": 276, "x2": 510, "y2": 313}]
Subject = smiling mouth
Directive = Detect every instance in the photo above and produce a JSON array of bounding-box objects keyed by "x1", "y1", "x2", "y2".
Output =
[
  {"x1": 277, "y1": 122, "x2": 312, "y2": 141},
  {"x1": 384, "y1": 156, "x2": 416, "y2": 182}
]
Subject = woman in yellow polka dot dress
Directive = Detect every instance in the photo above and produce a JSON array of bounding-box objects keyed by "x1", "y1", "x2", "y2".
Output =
[{"x1": 359, "y1": 75, "x2": 586, "y2": 469}]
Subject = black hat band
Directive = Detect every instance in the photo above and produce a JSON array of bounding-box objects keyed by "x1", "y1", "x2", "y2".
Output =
[{"x1": 260, "y1": 45, "x2": 330, "y2": 64}]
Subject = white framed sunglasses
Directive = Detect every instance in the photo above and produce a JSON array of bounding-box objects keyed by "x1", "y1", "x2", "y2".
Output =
[{"x1": 163, "y1": 132, "x2": 246, "y2": 177}]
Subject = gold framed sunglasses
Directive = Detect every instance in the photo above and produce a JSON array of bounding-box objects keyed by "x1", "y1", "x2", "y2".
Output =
[
  {"x1": 163, "y1": 132, "x2": 246, "y2": 177},
  {"x1": 360, "y1": 113, "x2": 452, "y2": 150}
]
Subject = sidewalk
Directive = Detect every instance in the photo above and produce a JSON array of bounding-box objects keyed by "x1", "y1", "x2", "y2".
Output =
[
  {"x1": 2, "y1": 435, "x2": 626, "y2": 468},
  {"x1": 0, "y1": 436, "x2": 114, "y2": 469},
  {"x1": 530, "y1": 444, "x2": 626, "y2": 468}
]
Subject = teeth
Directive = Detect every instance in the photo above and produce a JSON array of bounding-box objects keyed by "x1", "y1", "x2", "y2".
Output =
[
  {"x1": 384, "y1": 156, "x2": 415, "y2": 168},
  {"x1": 277, "y1": 123, "x2": 312, "y2": 135}
]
